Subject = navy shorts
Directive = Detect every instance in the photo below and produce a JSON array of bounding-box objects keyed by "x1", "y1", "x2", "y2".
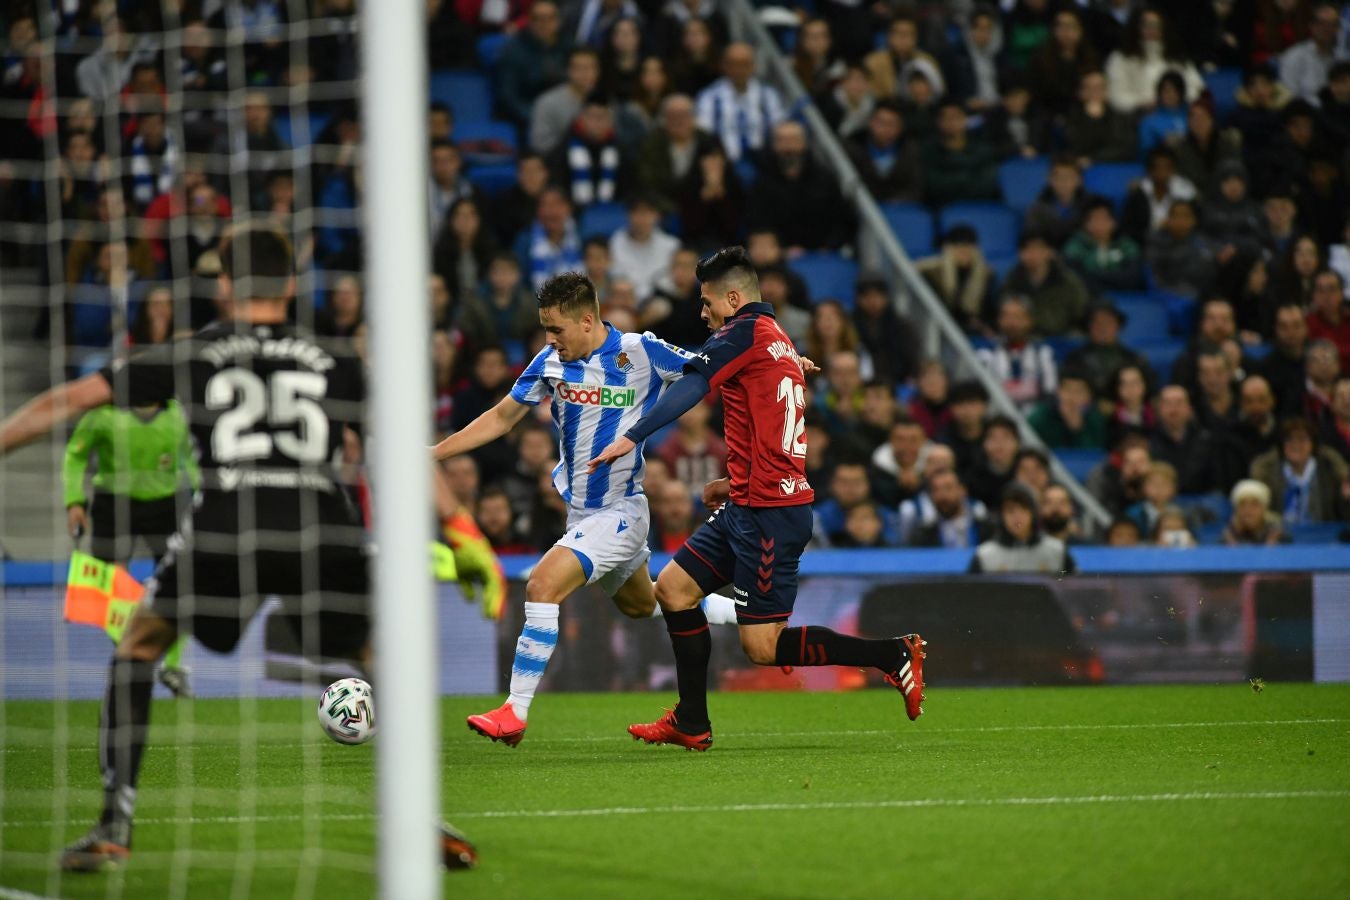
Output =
[{"x1": 674, "y1": 502, "x2": 812, "y2": 624}]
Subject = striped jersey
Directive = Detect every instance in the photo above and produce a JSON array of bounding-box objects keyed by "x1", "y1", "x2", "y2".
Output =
[{"x1": 510, "y1": 325, "x2": 693, "y2": 511}]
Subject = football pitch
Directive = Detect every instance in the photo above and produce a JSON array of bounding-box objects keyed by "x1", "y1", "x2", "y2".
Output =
[{"x1": 2, "y1": 684, "x2": 1348, "y2": 899}]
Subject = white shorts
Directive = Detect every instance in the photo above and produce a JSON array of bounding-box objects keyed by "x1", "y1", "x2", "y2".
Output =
[{"x1": 555, "y1": 494, "x2": 652, "y2": 596}]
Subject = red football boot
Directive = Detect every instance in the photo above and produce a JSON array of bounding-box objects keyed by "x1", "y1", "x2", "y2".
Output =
[
  {"x1": 440, "y1": 821, "x2": 479, "y2": 870},
  {"x1": 627, "y1": 707, "x2": 713, "y2": 751},
  {"x1": 884, "y1": 634, "x2": 927, "y2": 721},
  {"x1": 466, "y1": 702, "x2": 527, "y2": 747}
]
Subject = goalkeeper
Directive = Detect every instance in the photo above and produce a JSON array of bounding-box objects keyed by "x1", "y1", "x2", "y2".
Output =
[{"x1": 64, "y1": 400, "x2": 198, "y2": 696}]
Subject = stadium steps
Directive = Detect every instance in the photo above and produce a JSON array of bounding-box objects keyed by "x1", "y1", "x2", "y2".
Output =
[{"x1": 1, "y1": 273, "x2": 67, "y2": 559}]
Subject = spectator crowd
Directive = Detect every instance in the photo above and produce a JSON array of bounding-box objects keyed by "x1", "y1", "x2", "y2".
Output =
[{"x1": 2, "y1": 0, "x2": 1348, "y2": 568}]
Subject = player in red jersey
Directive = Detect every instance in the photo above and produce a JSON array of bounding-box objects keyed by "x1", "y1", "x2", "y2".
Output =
[{"x1": 589, "y1": 247, "x2": 925, "y2": 749}]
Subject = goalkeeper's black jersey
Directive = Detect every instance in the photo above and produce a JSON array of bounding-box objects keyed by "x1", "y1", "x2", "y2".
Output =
[{"x1": 98, "y1": 321, "x2": 365, "y2": 535}]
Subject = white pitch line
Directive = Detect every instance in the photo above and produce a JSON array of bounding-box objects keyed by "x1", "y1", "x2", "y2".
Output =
[
  {"x1": 0, "y1": 887, "x2": 59, "y2": 900},
  {"x1": 2, "y1": 790, "x2": 1347, "y2": 829},
  {"x1": 541, "y1": 717, "x2": 1350, "y2": 742},
  {"x1": 2, "y1": 717, "x2": 1346, "y2": 754},
  {"x1": 455, "y1": 790, "x2": 1350, "y2": 819}
]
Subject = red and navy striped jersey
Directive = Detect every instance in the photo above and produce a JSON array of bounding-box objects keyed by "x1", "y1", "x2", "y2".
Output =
[{"x1": 685, "y1": 302, "x2": 814, "y2": 508}]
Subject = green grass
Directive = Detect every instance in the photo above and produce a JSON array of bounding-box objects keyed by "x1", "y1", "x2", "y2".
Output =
[{"x1": 2, "y1": 685, "x2": 1349, "y2": 898}]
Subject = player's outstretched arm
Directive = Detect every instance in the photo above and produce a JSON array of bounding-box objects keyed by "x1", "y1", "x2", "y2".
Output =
[
  {"x1": 0, "y1": 374, "x2": 112, "y2": 459},
  {"x1": 587, "y1": 371, "x2": 710, "y2": 472},
  {"x1": 431, "y1": 395, "x2": 530, "y2": 462}
]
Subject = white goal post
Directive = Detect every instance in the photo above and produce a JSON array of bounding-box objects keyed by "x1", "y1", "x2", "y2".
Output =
[{"x1": 359, "y1": 2, "x2": 440, "y2": 897}]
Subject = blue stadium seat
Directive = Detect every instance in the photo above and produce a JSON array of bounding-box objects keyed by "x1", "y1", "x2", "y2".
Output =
[
  {"x1": 1244, "y1": 343, "x2": 1273, "y2": 362},
  {"x1": 477, "y1": 33, "x2": 508, "y2": 69},
  {"x1": 1083, "y1": 162, "x2": 1144, "y2": 210},
  {"x1": 937, "y1": 203, "x2": 1020, "y2": 258},
  {"x1": 998, "y1": 157, "x2": 1050, "y2": 215},
  {"x1": 1288, "y1": 523, "x2": 1347, "y2": 543},
  {"x1": 788, "y1": 253, "x2": 861, "y2": 308},
  {"x1": 1204, "y1": 68, "x2": 1242, "y2": 121},
  {"x1": 273, "y1": 111, "x2": 331, "y2": 148},
  {"x1": 579, "y1": 201, "x2": 627, "y2": 239},
  {"x1": 466, "y1": 163, "x2": 517, "y2": 195},
  {"x1": 1045, "y1": 336, "x2": 1085, "y2": 364},
  {"x1": 1113, "y1": 296, "x2": 1170, "y2": 343},
  {"x1": 1194, "y1": 521, "x2": 1226, "y2": 545},
  {"x1": 1133, "y1": 339, "x2": 1185, "y2": 381},
  {"x1": 451, "y1": 120, "x2": 517, "y2": 166},
  {"x1": 1056, "y1": 449, "x2": 1104, "y2": 483},
  {"x1": 881, "y1": 202, "x2": 934, "y2": 257},
  {"x1": 430, "y1": 70, "x2": 492, "y2": 124},
  {"x1": 1157, "y1": 290, "x2": 1197, "y2": 336},
  {"x1": 986, "y1": 254, "x2": 1018, "y2": 280}
]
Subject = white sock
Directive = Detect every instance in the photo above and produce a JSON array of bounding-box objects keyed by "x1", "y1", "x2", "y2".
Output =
[
  {"x1": 507, "y1": 601, "x2": 559, "y2": 721},
  {"x1": 701, "y1": 592, "x2": 740, "y2": 625}
]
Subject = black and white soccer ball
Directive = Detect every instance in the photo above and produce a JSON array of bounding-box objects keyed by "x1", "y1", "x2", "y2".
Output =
[{"x1": 318, "y1": 677, "x2": 376, "y2": 745}]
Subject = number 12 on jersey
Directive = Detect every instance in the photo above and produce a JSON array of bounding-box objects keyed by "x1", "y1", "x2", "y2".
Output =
[{"x1": 777, "y1": 375, "x2": 807, "y2": 459}]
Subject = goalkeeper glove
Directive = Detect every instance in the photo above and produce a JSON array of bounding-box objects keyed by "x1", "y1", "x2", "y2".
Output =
[{"x1": 440, "y1": 512, "x2": 507, "y2": 621}]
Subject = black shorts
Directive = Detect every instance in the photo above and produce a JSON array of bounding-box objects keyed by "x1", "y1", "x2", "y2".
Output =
[
  {"x1": 145, "y1": 500, "x2": 371, "y2": 658},
  {"x1": 674, "y1": 502, "x2": 812, "y2": 624},
  {"x1": 88, "y1": 491, "x2": 182, "y2": 564}
]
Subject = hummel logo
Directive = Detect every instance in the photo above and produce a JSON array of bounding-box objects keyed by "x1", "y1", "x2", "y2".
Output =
[
  {"x1": 574, "y1": 531, "x2": 584, "y2": 539},
  {"x1": 616, "y1": 520, "x2": 629, "y2": 534}
]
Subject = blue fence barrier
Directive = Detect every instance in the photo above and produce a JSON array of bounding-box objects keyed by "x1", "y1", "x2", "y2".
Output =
[{"x1": 4, "y1": 546, "x2": 1350, "y2": 588}]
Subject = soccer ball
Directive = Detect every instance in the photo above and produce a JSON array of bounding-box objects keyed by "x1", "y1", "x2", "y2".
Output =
[{"x1": 318, "y1": 678, "x2": 376, "y2": 745}]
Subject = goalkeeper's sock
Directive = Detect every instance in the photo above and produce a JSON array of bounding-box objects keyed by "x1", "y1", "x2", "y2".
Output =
[
  {"x1": 773, "y1": 626, "x2": 903, "y2": 670},
  {"x1": 98, "y1": 656, "x2": 156, "y2": 837},
  {"x1": 663, "y1": 606, "x2": 712, "y2": 732},
  {"x1": 506, "y1": 602, "x2": 559, "y2": 721}
]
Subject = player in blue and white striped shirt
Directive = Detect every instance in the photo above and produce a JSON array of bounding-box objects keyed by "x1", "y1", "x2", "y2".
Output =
[{"x1": 432, "y1": 272, "x2": 738, "y2": 746}]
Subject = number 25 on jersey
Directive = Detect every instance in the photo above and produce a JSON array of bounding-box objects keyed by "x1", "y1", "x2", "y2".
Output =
[{"x1": 206, "y1": 369, "x2": 329, "y2": 463}]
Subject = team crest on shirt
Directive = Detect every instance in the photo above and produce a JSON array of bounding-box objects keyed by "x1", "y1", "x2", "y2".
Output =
[{"x1": 615, "y1": 351, "x2": 634, "y2": 372}]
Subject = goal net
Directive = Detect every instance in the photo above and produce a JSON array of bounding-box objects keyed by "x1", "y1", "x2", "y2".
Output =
[{"x1": 0, "y1": 3, "x2": 440, "y2": 895}]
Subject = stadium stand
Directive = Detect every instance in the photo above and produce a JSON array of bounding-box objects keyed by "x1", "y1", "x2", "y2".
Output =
[
  {"x1": 1083, "y1": 162, "x2": 1146, "y2": 211},
  {"x1": 787, "y1": 253, "x2": 860, "y2": 308},
  {"x1": 1, "y1": 0, "x2": 1346, "y2": 562},
  {"x1": 881, "y1": 202, "x2": 936, "y2": 258},
  {"x1": 938, "y1": 203, "x2": 1020, "y2": 259},
  {"x1": 430, "y1": 70, "x2": 493, "y2": 123},
  {"x1": 578, "y1": 202, "x2": 628, "y2": 240},
  {"x1": 998, "y1": 157, "x2": 1051, "y2": 215}
]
